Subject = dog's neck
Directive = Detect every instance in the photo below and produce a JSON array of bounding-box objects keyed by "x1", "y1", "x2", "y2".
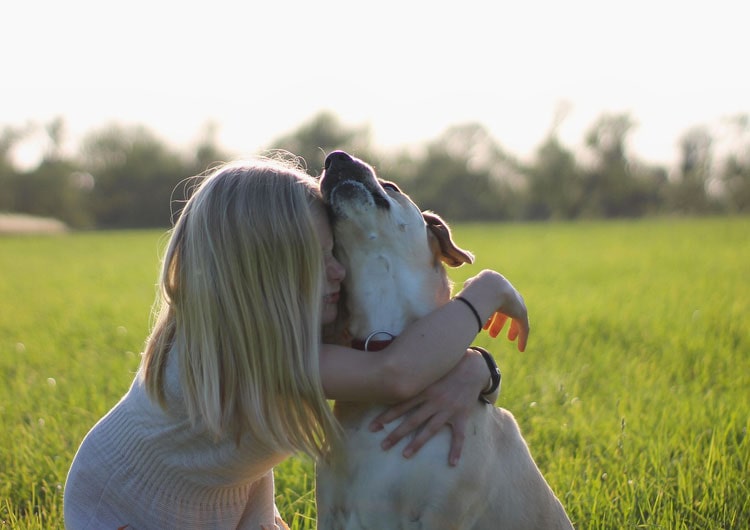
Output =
[
  {"x1": 350, "y1": 337, "x2": 393, "y2": 351},
  {"x1": 349, "y1": 330, "x2": 397, "y2": 351},
  {"x1": 341, "y1": 249, "x2": 452, "y2": 344}
]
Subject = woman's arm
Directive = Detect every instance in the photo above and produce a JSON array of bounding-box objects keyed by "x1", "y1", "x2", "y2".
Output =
[
  {"x1": 369, "y1": 348, "x2": 494, "y2": 466},
  {"x1": 319, "y1": 269, "x2": 527, "y2": 403}
]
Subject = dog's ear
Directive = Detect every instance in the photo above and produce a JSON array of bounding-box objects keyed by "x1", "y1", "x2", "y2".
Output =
[{"x1": 423, "y1": 211, "x2": 474, "y2": 267}]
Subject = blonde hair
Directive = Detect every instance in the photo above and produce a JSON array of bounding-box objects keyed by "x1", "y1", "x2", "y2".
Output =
[{"x1": 141, "y1": 156, "x2": 339, "y2": 459}]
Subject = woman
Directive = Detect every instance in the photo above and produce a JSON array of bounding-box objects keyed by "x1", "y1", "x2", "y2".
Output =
[{"x1": 63, "y1": 156, "x2": 529, "y2": 529}]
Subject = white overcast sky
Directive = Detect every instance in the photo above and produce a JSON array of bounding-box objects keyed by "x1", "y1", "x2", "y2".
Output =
[{"x1": 3, "y1": 0, "x2": 748, "y2": 168}]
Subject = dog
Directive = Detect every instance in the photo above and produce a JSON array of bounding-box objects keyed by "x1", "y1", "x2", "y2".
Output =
[{"x1": 317, "y1": 150, "x2": 573, "y2": 530}]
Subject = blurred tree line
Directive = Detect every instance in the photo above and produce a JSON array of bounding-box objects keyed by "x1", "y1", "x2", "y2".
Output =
[{"x1": 1, "y1": 110, "x2": 748, "y2": 229}]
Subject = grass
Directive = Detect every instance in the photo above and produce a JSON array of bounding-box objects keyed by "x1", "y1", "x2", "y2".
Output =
[{"x1": 1, "y1": 217, "x2": 748, "y2": 529}]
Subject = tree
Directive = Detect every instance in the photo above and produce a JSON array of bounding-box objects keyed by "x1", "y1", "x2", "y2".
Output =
[
  {"x1": 0, "y1": 119, "x2": 94, "y2": 227},
  {"x1": 666, "y1": 126, "x2": 715, "y2": 214},
  {"x1": 187, "y1": 121, "x2": 232, "y2": 177},
  {"x1": 0, "y1": 125, "x2": 29, "y2": 168},
  {"x1": 267, "y1": 111, "x2": 373, "y2": 174},
  {"x1": 0, "y1": 125, "x2": 26, "y2": 212},
  {"x1": 15, "y1": 158, "x2": 93, "y2": 228},
  {"x1": 80, "y1": 124, "x2": 186, "y2": 227},
  {"x1": 719, "y1": 114, "x2": 750, "y2": 213},
  {"x1": 44, "y1": 116, "x2": 67, "y2": 161},
  {"x1": 409, "y1": 123, "x2": 520, "y2": 221},
  {"x1": 582, "y1": 113, "x2": 662, "y2": 217},
  {"x1": 525, "y1": 135, "x2": 582, "y2": 220}
]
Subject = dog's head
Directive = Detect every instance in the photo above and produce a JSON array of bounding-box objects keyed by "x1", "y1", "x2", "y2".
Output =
[
  {"x1": 320, "y1": 151, "x2": 474, "y2": 269},
  {"x1": 320, "y1": 150, "x2": 473, "y2": 338}
]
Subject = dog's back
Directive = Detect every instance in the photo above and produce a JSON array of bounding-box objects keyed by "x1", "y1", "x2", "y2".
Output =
[{"x1": 317, "y1": 151, "x2": 572, "y2": 529}]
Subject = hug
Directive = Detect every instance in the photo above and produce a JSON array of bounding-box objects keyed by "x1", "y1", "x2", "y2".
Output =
[{"x1": 64, "y1": 152, "x2": 571, "y2": 529}]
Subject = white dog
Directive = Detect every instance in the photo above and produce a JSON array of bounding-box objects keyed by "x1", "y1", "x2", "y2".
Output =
[{"x1": 317, "y1": 151, "x2": 573, "y2": 530}]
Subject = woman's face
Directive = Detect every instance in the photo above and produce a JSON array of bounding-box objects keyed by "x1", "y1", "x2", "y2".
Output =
[{"x1": 313, "y1": 209, "x2": 346, "y2": 325}]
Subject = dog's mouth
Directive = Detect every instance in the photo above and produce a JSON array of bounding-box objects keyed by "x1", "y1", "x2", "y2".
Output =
[{"x1": 320, "y1": 151, "x2": 391, "y2": 216}]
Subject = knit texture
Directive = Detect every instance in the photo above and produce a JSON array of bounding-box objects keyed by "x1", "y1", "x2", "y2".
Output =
[{"x1": 64, "y1": 348, "x2": 289, "y2": 529}]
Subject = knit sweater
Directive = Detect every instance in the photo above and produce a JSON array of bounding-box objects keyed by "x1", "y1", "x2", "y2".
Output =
[{"x1": 64, "y1": 348, "x2": 289, "y2": 529}]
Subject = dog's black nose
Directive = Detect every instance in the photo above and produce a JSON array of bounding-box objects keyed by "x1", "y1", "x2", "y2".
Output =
[{"x1": 324, "y1": 151, "x2": 354, "y2": 171}]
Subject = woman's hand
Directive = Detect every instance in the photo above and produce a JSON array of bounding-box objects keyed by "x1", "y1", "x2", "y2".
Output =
[
  {"x1": 368, "y1": 349, "x2": 490, "y2": 466},
  {"x1": 461, "y1": 270, "x2": 530, "y2": 352}
]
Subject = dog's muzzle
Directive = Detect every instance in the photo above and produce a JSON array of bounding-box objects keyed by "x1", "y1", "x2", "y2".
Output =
[{"x1": 321, "y1": 151, "x2": 390, "y2": 212}]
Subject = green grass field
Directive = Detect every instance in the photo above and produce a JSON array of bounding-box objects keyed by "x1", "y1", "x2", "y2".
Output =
[{"x1": 1, "y1": 218, "x2": 748, "y2": 529}]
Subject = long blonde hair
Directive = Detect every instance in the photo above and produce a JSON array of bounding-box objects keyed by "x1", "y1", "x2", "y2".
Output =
[{"x1": 141, "y1": 156, "x2": 339, "y2": 459}]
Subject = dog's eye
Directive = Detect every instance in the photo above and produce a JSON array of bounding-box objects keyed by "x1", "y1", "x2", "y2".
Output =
[{"x1": 381, "y1": 181, "x2": 401, "y2": 193}]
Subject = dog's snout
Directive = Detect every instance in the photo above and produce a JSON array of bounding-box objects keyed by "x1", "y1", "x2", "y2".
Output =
[
  {"x1": 324, "y1": 151, "x2": 354, "y2": 171},
  {"x1": 321, "y1": 150, "x2": 390, "y2": 211}
]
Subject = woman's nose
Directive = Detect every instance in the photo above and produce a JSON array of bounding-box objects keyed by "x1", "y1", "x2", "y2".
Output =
[{"x1": 327, "y1": 257, "x2": 346, "y2": 282}]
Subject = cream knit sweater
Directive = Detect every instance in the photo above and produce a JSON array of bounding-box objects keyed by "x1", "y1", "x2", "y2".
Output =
[{"x1": 64, "y1": 349, "x2": 289, "y2": 529}]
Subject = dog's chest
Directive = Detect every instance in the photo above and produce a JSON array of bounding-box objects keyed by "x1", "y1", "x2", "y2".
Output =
[
  {"x1": 332, "y1": 401, "x2": 463, "y2": 473},
  {"x1": 318, "y1": 403, "x2": 496, "y2": 529}
]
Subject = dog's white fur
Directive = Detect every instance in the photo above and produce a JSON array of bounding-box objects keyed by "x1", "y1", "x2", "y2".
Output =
[{"x1": 317, "y1": 151, "x2": 573, "y2": 530}]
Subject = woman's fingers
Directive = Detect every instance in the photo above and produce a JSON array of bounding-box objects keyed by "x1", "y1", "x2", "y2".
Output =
[
  {"x1": 400, "y1": 409, "x2": 452, "y2": 459},
  {"x1": 513, "y1": 319, "x2": 529, "y2": 352},
  {"x1": 483, "y1": 312, "x2": 529, "y2": 351},
  {"x1": 507, "y1": 319, "x2": 519, "y2": 341},
  {"x1": 375, "y1": 400, "x2": 431, "y2": 450},
  {"x1": 369, "y1": 397, "x2": 419, "y2": 433},
  {"x1": 487, "y1": 313, "x2": 508, "y2": 338},
  {"x1": 370, "y1": 401, "x2": 411, "y2": 429},
  {"x1": 446, "y1": 417, "x2": 468, "y2": 466}
]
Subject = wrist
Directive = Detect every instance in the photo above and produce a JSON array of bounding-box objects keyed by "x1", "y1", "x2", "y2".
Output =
[
  {"x1": 481, "y1": 374, "x2": 494, "y2": 394},
  {"x1": 465, "y1": 349, "x2": 489, "y2": 391},
  {"x1": 457, "y1": 272, "x2": 506, "y2": 325},
  {"x1": 454, "y1": 296, "x2": 483, "y2": 333},
  {"x1": 468, "y1": 346, "x2": 501, "y2": 404}
]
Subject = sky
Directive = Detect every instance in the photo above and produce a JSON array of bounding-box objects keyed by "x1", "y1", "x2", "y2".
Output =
[{"x1": 3, "y1": 0, "x2": 749, "y2": 169}]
